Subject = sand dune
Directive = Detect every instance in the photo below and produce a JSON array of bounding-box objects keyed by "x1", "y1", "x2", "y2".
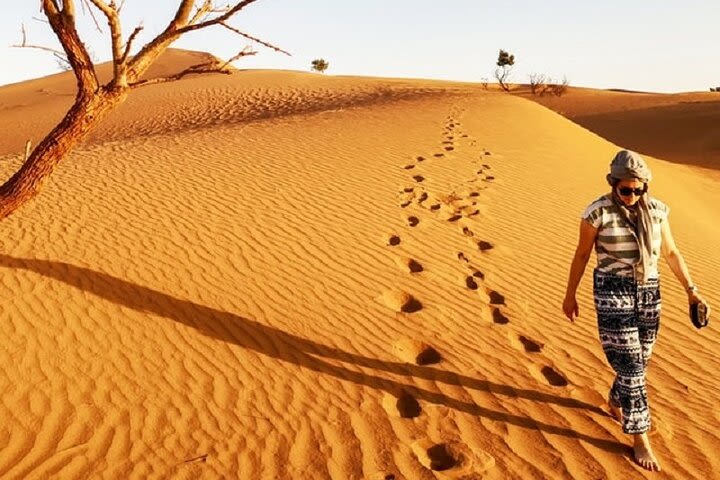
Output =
[
  {"x1": 0, "y1": 50, "x2": 718, "y2": 479},
  {"x1": 521, "y1": 86, "x2": 720, "y2": 172}
]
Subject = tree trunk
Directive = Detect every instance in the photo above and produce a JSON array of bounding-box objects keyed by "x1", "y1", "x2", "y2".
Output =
[{"x1": 0, "y1": 87, "x2": 127, "y2": 220}]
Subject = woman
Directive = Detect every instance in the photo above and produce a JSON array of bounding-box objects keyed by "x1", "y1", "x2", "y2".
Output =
[{"x1": 562, "y1": 150, "x2": 709, "y2": 472}]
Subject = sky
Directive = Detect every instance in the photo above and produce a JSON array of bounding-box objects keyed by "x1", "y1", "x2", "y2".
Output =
[{"x1": 1, "y1": 1, "x2": 719, "y2": 93}]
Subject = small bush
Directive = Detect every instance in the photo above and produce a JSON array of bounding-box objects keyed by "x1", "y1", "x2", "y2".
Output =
[
  {"x1": 311, "y1": 58, "x2": 329, "y2": 73},
  {"x1": 528, "y1": 73, "x2": 546, "y2": 95},
  {"x1": 529, "y1": 74, "x2": 569, "y2": 97},
  {"x1": 551, "y1": 76, "x2": 570, "y2": 97}
]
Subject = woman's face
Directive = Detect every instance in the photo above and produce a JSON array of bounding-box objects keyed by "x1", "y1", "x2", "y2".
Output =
[{"x1": 615, "y1": 178, "x2": 647, "y2": 207}]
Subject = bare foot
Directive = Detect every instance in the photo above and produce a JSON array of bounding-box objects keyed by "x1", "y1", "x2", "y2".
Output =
[{"x1": 633, "y1": 434, "x2": 661, "y2": 472}]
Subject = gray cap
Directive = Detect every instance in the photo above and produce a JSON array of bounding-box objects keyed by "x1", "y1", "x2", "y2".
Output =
[{"x1": 606, "y1": 150, "x2": 652, "y2": 184}]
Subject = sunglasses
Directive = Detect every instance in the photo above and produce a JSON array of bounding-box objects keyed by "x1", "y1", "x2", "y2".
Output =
[{"x1": 617, "y1": 186, "x2": 647, "y2": 196}]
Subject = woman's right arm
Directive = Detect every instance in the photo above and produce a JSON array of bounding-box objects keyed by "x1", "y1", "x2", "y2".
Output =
[{"x1": 563, "y1": 220, "x2": 598, "y2": 321}]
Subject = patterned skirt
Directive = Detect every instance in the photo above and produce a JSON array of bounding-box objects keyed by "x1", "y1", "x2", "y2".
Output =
[{"x1": 593, "y1": 268, "x2": 661, "y2": 434}]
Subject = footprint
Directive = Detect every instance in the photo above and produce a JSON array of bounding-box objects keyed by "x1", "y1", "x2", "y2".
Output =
[
  {"x1": 395, "y1": 257, "x2": 424, "y2": 273},
  {"x1": 433, "y1": 153, "x2": 444, "y2": 158},
  {"x1": 382, "y1": 290, "x2": 422, "y2": 313},
  {"x1": 468, "y1": 192, "x2": 480, "y2": 198},
  {"x1": 429, "y1": 204, "x2": 441, "y2": 211},
  {"x1": 407, "y1": 216, "x2": 420, "y2": 227},
  {"x1": 485, "y1": 176, "x2": 495, "y2": 181},
  {"x1": 457, "y1": 252, "x2": 469, "y2": 262},
  {"x1": 415, "y1": 443, "x2": 456, "y2": 471},
  {"x1": 417, "y1": 192, "x2": 428, "y2": 203},
  {"x1": 472, "y1": 269, "x2": 485, "y2": 280},
  {"x1": 411, "y1": 440, "x2": 495, "y2": 474},
  {"x1": 393, "y1": 339, "x2": 441, "y2": 365},
  {"x1": 413, "y1": 175, "x2": 425, "y2": 183},
  {"x1": 444, "y1": 146, "x2": 454, "y2": 151},
  {"x1": 482, "y1": 164, "x2": 491, "y2": 169},
  {"x1": 540, "y1": 366, "x2": 568, "y2": 387},
  {"x1": 388, "y1": 235, "x2": 401, "y2": 246},
  {"x1": 461, "y1": 134, "x2": 468, "y2": 138},
  {"x1": 492, "y1": 308, "x2": 509, "y2": 325},
  {"x1": 487, "y1": 290, "x2": 505, "y2": 305},
  {"x1": 416, "y1": 156, "x2": 425, "y2": 162},
  {"x1": 403, "y1": 187, "x2": 414, "y2": 193},
  {"x1": 400, "y1": 201, "x2": 411, "y2": 208},
  {"x1": 484, "y1": 151, "x2": 492, "y2": 156},
  {"x1": 382, "y1": 391, "x2": 422, "y2": 418},
  {"x1": 477, "y1": 241, "x2": 494, "y2": 252},
  {"x1": 462, "y1": 226, "x2": 474, "y2": 237},
  {"x1": 403, "y1": 164, "x2": 415, "y2": 170},
  {"x1": 465, "y1": 276, "x2": 479, "y2": 290},
  {"x1": 519, "y1": 335, "x2": 543, "y2": 353},
  {"x1": 446, "y1": 215, "x2": 462, "y2": 222}
]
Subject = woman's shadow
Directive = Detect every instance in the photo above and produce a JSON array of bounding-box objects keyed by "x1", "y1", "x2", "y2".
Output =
[{"x1": 0, "y1": 254, "x2": 628, "y2": 454}]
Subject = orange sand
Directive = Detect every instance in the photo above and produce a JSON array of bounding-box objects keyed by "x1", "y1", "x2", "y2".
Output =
[{"x1": 0, "y1": 50, "x2": 718, "y2": 479}]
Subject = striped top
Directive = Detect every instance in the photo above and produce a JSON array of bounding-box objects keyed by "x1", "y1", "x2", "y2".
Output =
[{"x1": 582, "y1": 194, "x2": 669, "y2": 279}]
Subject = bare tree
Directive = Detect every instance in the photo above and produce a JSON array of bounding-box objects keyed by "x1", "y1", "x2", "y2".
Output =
[
  {"x1": 528, "y1": 73, "x2": 546, "y2": 95},
  {"x1": 549, "y1": 75, "x2": 570, "y2": 97},
  {"x1": 2, "y1": 0, "x2": 289, "y2": 219}
]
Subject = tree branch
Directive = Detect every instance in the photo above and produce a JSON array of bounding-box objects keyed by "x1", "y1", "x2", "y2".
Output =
[
  {"x1": 80, "y1": 0, "x2": 104, "y2": 33},
  {"x1": 62, "y1": 0, "x2": 77, "y2": 19},
  {"x1": 126, "y1": 0, "x2": 273, "y2": 84},
  {"x1": 86, "y1": 0, "x2": 126, "y2": 86},
  {"x1": 41, "y1": 0, "x2": 99, "y2": 94},
  {"x1": 129, "y1": 47, "x2": 256, "y2": 88},
  {"x1": 12, "y1": 23, "x2": 70, "y2": 67},
  {"x1": 120, "y1": 25, "x2": 144, "y2": 65},
  {"x1": 190, "y1": 0, "x2": 214, "y2": 24},
  {"x1": 177, "y1": 0, "x2": 260, "y2": 34},
  {"x1": 125, "y1": 0, "x2": 200, "y2": 81},
  {"x1": 218, "y1": 22, "x2": 291, "y2": 56}
]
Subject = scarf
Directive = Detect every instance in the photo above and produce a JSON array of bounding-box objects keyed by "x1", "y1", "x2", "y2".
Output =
[
  {"x1": 610, "y1": 191, "x2": 654, "y2": 282},
  {"x1": 606, "y1": 150, "x2": 654, "y2": 282}
]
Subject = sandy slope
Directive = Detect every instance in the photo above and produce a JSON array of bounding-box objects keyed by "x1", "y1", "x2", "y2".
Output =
[
  {"x1": 521, "y1": 86, "x2": 720, "y2": 172},
  {"x1": 0, "y1": 50, "x2": 718, "y2": 479}
]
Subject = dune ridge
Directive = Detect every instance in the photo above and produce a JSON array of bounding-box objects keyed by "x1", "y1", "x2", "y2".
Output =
[{"x1": 523, "y1": 86, "x2": 720, "y2": 172}]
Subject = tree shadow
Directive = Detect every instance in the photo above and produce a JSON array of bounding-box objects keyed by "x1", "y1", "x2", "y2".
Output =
[{"x1": 0, "y1": 254, "x2": 629, "y2": 455}]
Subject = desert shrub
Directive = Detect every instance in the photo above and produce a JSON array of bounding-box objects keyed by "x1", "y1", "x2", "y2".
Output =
[
  {"x1": 530, "y1": 75, "x2": 570, "y2": 97},
  {"x1": 494, "y1": 49, "x2": 515, "y2": 92},
  {"x1": 311, "y1": 58, "x2": 329, "y2": 73},
  {"x1": 528, "y1": 73, "x2": 546, "y2": 94},
  {"x1": 550, "y1": 76, "x2": 570, "y2": 96}
]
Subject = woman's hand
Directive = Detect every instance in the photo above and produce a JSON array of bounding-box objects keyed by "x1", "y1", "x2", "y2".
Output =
[
  {"x1": 688, "y1": 291, "x2": 704, "y2": 305},
  {"x1": 563, "y1": 295, "x2": 579, "y2": 322}
]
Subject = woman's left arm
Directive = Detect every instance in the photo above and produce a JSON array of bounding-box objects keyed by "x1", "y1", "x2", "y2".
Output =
[{"x1": 661, "y1": 219, "x2": 705, "y2": 304}]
